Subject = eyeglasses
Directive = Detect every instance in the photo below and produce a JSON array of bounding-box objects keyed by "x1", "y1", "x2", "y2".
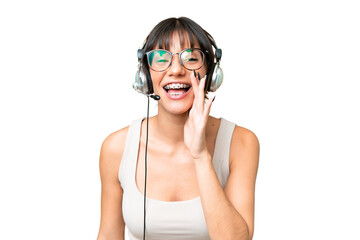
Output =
[{"x1": 145, "y1": 48, "x2": 205, "y2": 72}]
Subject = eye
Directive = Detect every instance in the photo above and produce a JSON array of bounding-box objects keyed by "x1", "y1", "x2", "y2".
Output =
[
  {"x1": 184, "y1": 57, "x2": 199, "y2": 62},
  {"x1": 181, "y1": 49, "x2": 202, "y2": 63},
  {"x1": 156, "y1": 59, "x2": 169, "y2": 63}
]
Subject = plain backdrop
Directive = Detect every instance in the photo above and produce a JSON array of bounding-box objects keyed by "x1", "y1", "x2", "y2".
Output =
[{"x1": 1, "y1": 0, "x2": 359, "y2": 239}]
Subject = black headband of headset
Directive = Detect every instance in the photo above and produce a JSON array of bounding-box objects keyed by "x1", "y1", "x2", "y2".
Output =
[{"x1": 208, "y1": 38, "x2": 222, "y2": 61}]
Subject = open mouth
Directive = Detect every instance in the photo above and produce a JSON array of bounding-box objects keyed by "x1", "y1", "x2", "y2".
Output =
[{"x1": 163, "y1": 83, "x2": 191, "y2": 98}]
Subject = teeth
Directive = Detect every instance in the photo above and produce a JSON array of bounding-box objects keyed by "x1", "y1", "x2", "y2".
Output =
[
  {"x1": 169, "y1": 92, "x2": 184, "y2": 96},
  {"x1": 164, "y1": 83, "x2": 191, "y2": 90}
]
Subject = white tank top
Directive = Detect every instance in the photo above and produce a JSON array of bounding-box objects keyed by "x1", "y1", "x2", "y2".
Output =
[{"x1": 119, "y1": 117, "x2": 236, "y2": 240}]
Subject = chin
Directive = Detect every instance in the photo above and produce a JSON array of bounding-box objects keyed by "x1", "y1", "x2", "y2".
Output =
[{"x1": 159, "y1": 100, "x2": 193, "y2": 115}]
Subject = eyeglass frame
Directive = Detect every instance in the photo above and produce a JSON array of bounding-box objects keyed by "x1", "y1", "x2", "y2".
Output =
[{"x1": 145, "y1": 48, "x2": 206, "y2": 72}]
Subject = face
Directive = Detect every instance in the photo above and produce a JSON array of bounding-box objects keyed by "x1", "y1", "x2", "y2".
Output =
[{"x1": 149, "y1": 34, "x2": 207, "y2": 115}]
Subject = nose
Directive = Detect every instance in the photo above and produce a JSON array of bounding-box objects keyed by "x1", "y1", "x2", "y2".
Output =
[{"x1": 168, "y1": 54, "x2": 186, "y2": 76}]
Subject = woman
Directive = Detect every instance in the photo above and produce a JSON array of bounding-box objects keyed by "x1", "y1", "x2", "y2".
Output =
[{"x1": 97, "y1": 17, "x2": 260, "y2": 240}]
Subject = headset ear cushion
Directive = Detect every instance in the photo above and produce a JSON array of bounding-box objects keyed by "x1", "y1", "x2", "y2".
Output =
[
  {"x1": 134, "y1": 66, "x2": 148, "y2": 93},
  {"x1": 134, "y1": 66, "x2": 154, "y2": 94},
  {"x1": 209, "y1": 62, "x2": 223, "y2": 92}
]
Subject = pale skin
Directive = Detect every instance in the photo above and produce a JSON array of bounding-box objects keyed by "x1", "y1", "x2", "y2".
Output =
[{"x1": 97, "y1": 35, "x2": 260, "y2": 240}]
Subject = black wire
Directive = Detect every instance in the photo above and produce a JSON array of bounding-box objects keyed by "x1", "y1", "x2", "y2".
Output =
[{"x1": 143, "y1": 95, "x2": 150, "y2": 240}]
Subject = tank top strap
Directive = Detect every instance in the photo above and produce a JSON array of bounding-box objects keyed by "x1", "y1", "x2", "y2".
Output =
[
  {"x1": 118, "y1": 118, "x2": 143, "y2": 190},
  {"x1": 212, "y1": 118, "x2": 236, "y2": 189}
]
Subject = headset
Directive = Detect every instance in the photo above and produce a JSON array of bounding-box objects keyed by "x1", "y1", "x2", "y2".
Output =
[
  {"x1": 133, "y1": 35, "x2": 223, "y2": 240},
  {"x1": 133, "y1": 36, "x2": 224, "y2": 98}
]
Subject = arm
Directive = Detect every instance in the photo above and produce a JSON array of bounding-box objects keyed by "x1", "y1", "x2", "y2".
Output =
[
  {"x1": 194, "y1": 127, "x2": 259, "y2": 240},
  {"x1": 185, "y1": 72, "x2": 260, "y2": 239},
  {"x1": 97, "y1": 129, "x2": 128, "y2": 240}
]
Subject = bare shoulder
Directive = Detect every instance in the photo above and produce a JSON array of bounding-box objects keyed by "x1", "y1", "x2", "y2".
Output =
[
  {"x1": 229, "y1": 125, "x2": 260, "y2": 170},
  {"x1": 99, "y1": 125, "x2": 130, "y2": 181},
  {"x1": 232, "y1": 125, "x2": 260, "y2": 148},
  {"x1": 101, "y1": 126, "x2": 130, "y2": 156}
]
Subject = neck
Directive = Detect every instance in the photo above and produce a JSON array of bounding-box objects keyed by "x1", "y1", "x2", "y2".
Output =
[{"x1": 151, "y1": 109, "x2": 188, "y2": 145}]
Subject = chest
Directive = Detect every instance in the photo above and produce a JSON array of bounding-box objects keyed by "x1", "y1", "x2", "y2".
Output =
[
  {"x1": 135, "y1": 146, "x2": 202, "y2": 202},
  {"x1": 122, "y1": 188, "x2": 210, "y2": 240},
  {"x1": 134, "y1": 117, "x2": 222, "y2": 202},
  {"x1": 135, "y1": 127, "x2": 221, "y2": 201}
]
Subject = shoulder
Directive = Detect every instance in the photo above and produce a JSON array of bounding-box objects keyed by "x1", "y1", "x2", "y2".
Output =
[
  {"x1": 232, "y1": 125, "x2": 260, "y2": 150},
  {"x1": 229, "y1": 124, "x2": 260, "y2": 170},
  {"x1": 99, "y1": 125, "x2": 130, "y2": 181},
  {"x1": 101, "y1": 126, "x2": 130, "y2": 156}
]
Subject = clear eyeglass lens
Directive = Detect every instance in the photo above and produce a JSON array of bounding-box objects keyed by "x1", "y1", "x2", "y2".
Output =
[
  {"x1": 180, "y1": 49, "x2": 204, "y2": 70},
  {"x1": 148, "y1": 50, "x2": 171, "y2": 71},
  {"x1": 147, "y1": 49, "x2": 204, "y2": 71}
]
